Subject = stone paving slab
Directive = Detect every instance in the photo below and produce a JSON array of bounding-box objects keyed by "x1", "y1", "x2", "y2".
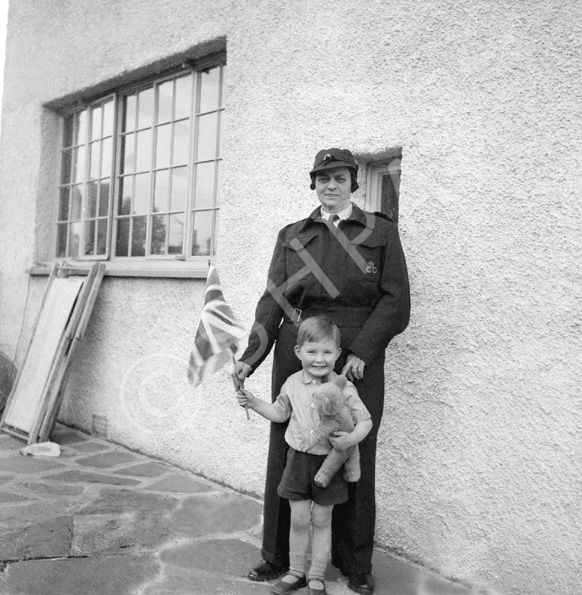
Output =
[
  {"x1": 75, "y1": 450, "x2": 140, "y2": 468},
  {"x1": 0, "y1": 491, "x2": 31, "y2": 504},
  {"x1": 1, "y1": 515, "x2": 73, "y2": 562},
  {"x1": 0, "y1": 456, "x2": 64, "y2": 473},
  {"x1": 80, "y1": 487, "x2": 178, "y2": 515},
  {"x1": 171, "y1": 492, "x2": 263, "y2": 537},
  {"x1": 113, "y1": 461, "x2": 172, "y2": 477},
  {"x1": 18, "y1": 480, "x2": 84, "y2": 497},
  {"x1": 0, "y1": 554, "x2": 160, "y2": 595},
  {"x1": 161, "y1": 537, "x2": 261, "y2": 575},
  {"x1": 71, "y1": 511, "x2": 171, "y2": 556},
  {"x1": 146, "y1": 473, "x2": 218, "y2": 494},
  {"x1": 45, "y1": 469, "x2": 142, "y2": 486},
  {"x1": 67, "y1": 440, "x2": 111, "y2": 453},
  {"x1": 142, "y1": 566, "x2": 268, "y2": 595}
]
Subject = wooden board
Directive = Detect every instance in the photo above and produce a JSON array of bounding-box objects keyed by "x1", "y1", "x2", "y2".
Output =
[{"x1": 1, "y1": 263, "x2": 105, "y2": 443}]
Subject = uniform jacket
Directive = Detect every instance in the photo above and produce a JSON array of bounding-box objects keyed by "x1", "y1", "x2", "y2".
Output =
[{"x1": 240, "y1": 203, "x2": 410, "y2": 371}]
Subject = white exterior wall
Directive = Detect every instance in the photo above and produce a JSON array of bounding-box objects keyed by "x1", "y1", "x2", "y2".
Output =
[{"x1": 1, "y1": 1, "x2": 580, "y2": 594}]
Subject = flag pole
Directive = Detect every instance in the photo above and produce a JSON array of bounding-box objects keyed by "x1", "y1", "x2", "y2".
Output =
[{"x1": 233, "y1": 355, "x2": 250, "y2": 420}]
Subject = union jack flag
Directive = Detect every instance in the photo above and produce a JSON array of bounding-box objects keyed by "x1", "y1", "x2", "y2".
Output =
[{"x1": 188, "y1": 266, "x2": 246, "y2": 387}]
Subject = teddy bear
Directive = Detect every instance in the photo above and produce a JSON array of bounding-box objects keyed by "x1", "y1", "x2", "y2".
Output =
[{"x1": 300, "y1": 375, "x2": 361, "y2": 488}]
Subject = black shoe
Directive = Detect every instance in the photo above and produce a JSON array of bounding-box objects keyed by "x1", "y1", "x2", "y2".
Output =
[
  {"x1": 271, "y1": 574, "x2": 308, "y2": 594},
  {"x1": 248, "y1": 560, "x2": 287, "y2": 582},
  {"x1": 346, "y1": 573, "x2": 375, "y2": 595},
  {"x1": 308, "y1": 578, "x2": 327, "y2": 595}
]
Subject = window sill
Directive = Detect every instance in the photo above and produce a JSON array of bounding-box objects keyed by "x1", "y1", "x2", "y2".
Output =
[{"x1": 29, "y1": 260, "x2": 210, "y2": 279}]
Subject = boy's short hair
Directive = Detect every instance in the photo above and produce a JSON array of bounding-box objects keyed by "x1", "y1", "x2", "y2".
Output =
[{"x1": 297, "y1": 315, "x2": 341, "y2": 347}]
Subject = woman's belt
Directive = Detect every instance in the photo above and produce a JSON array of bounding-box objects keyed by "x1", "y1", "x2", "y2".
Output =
[{"x1": 283, "y1": 305, "x2": 372, "y2": 327}]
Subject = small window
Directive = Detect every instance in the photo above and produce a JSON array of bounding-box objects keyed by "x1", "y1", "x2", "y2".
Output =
[
  {"x1": 56, "y1": 58, "x2": 226, "y2": 264},
  {"x1": 366, "y1": 157, "x2": 401, "y2": 223}
]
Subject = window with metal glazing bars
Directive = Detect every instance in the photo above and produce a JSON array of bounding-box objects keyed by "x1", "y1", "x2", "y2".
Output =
[{"x1": 56, "y1": 61, "x2": 225, "y2": 261}]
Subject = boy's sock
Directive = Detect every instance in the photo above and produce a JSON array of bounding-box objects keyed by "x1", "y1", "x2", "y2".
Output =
[
  {"x1": 281, "y1": 554, "x2": 305, "y2": 583},
  {"x1": 308, "y1": 555, "x2": 328, "y2": 586}
]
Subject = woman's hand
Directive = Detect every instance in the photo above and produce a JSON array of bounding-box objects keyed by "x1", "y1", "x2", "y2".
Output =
[
  {"x1": 232, "y1": 361, "x2": 252, "y2": 390},
  {"x1": 342, "y1": 354, "x2": 365, "y2": 381}
]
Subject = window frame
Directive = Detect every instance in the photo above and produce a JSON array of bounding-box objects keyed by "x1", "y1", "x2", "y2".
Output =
[
  {"x1": 365, "y1": 157, "x2": 401, "y2": 223},
  {"x1": 53, "y1": 54, "x2": 226, "y2": 277}
]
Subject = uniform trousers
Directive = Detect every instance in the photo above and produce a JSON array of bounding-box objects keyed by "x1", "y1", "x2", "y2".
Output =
[{"x1": 260, "y1": 310, "x2": 385, "y2": 575}]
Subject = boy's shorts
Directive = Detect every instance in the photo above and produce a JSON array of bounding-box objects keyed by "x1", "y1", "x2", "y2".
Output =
[{"x1": 277, "y1": 447, "x2": 348, "y2": 506}]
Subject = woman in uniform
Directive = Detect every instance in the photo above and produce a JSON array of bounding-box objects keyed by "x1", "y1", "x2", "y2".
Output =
[{"x1": 233, "y1": 148, "x2": 410, "y2": 595}]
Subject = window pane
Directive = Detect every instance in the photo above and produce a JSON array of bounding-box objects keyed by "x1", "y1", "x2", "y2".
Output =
[
  {"x1": 381, "y1": 172, "x2": 399, "y2": 223},
  {"x1": 168, "y1": 213, "x2": 184, "y2": 254},
  {"x1": 73, "y1": 146, "x2": 86, "y2": 183},
  {"x1": 172, "y1": 119, "x2": 190, "y2": 166},
  {"x1": 76, "y1": 111, "x2": 88, "y2": 145},
  {"x1": 157, "y1": 80, "x2": 173, "y2": 124},
  {"x1": 135, "y1": 129, "x2": 152, "y2": 172},
  {"x1": 155, "y1": 124, "x2": 171, "y2": 169},
  {"x1": 191, "y1": 210, "x2": 212, "y2": 256},
  {"x1": 199, "y1": 67, "x2": 220, "y2": 113},
  {"x1": 103, "y1": 100, "x2": 114, "y2": 137},
  {"x1": 220, "y1": 65, "x2": 226, "y2": 108},
  {"x1": 56, "y1": 223, "x2": 68, "y2": 257},
  {"x1": 131, "y1": 216, "x2": 147, "y2": 256},
  {"x1": 91, "y1": 106, "x2": 102, "y2": 141},
  {"x1": 217, "y1": 112, "x2": 223, "y2": 157},
  {"x1": 137, "y1": 87, "x2": 154, "y2": 129},
  {"x1": 101, "y1": 138, "x2": 112, "y2": 178},
  {"x1": 58, "y1": 187, "x2": 70, "y2": 221},
  {"x1": 213, "y1": 209, "x2": 219, "y2": 253},
  {"x1": 122, "y1": 133, "x2": 135, "y2": 173},
  {"x1": 151, "y1": 214, "x2": 166, "y2": 254},
  {"x1": 97, "y1": 219, "x2": 108, "y2": 255},
  {"x1": 215, "y1": 160, "x2": 222, "y2": 204},
  {"x1": 90, "y1": 141, "x2": 101, "y2": 180},
  {"x1": 69, "y1": 221, "x2": 82, "y2": 256},
  {"x1": 134, "y1": 173, "x2": 150, "y2": 215},
  {"x1": 61, "y1": 149, "x2": 72, "y2": 184},
  {"x1": 123, "y1": 95, "x2": 136, "y2": 132},
  {"x1": 99, "y1": 182, "x2": 110, "y2": 217},
  {"x1": 196, "y1": 113, "x2": 218, "y2": 162},
  {"x1": 71, "y1": 185, "x2": 83, "y2": 220},
  {"x1": 84, "y1": 220, "x2": 95, "y2": 255},
  {"x1": 87, "y1": 182, "x2": 98, "y2": 218},
  {"x1": 175, "y1": 75, "x2": 192, "y2": 120},
  {"x1": 116, "y1": 218, "x2": 129, "y2": 256},
  {"x1": 63, "y1": 116, "x2": 74, "y2": 148},
  {"x1": 118, "y1": 177, "x2": 132, "y2": 215},
  {"x1": 194, "y1": 161, "x2": 215, "y2": 209},
  {"x1": 154, "y1": 170, "x2": 169, "y2": 213},
  {"x1": 170, "y1": 167, "x2": 187, "y2": 212}
]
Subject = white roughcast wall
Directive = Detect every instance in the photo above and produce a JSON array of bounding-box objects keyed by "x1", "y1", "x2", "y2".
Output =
[{"x1": 0, "y1": 2, "x2": 580, "y2": 595}]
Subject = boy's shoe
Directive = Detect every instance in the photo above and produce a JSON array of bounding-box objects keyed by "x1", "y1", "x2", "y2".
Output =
[
  {"x1": 345, "y1": 573, "x2": 375, "y2": 594},
  {"x1": 271, "y1": 574, "x2": 308, "y2": 595},
  {"x1": 248, "y1": 560, "x2": 287, "y2": 582},
  {"x1": 308, "y1": 578, "x2": 327, "y2": 595}
]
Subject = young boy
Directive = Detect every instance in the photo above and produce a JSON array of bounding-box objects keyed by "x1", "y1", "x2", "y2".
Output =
[{"x1": 236, "y1": 316, "x2": 372, "y2": 595}]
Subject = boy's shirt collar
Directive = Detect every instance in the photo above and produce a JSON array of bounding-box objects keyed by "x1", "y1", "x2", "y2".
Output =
[{"x1": 300, "y1": 369, "x2": 337, "y2": 385}]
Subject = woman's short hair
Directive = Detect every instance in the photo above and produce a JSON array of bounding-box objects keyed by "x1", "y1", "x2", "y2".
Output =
[{"x1": 297, "y1": 315, "x2": 341, "y2": 348}]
